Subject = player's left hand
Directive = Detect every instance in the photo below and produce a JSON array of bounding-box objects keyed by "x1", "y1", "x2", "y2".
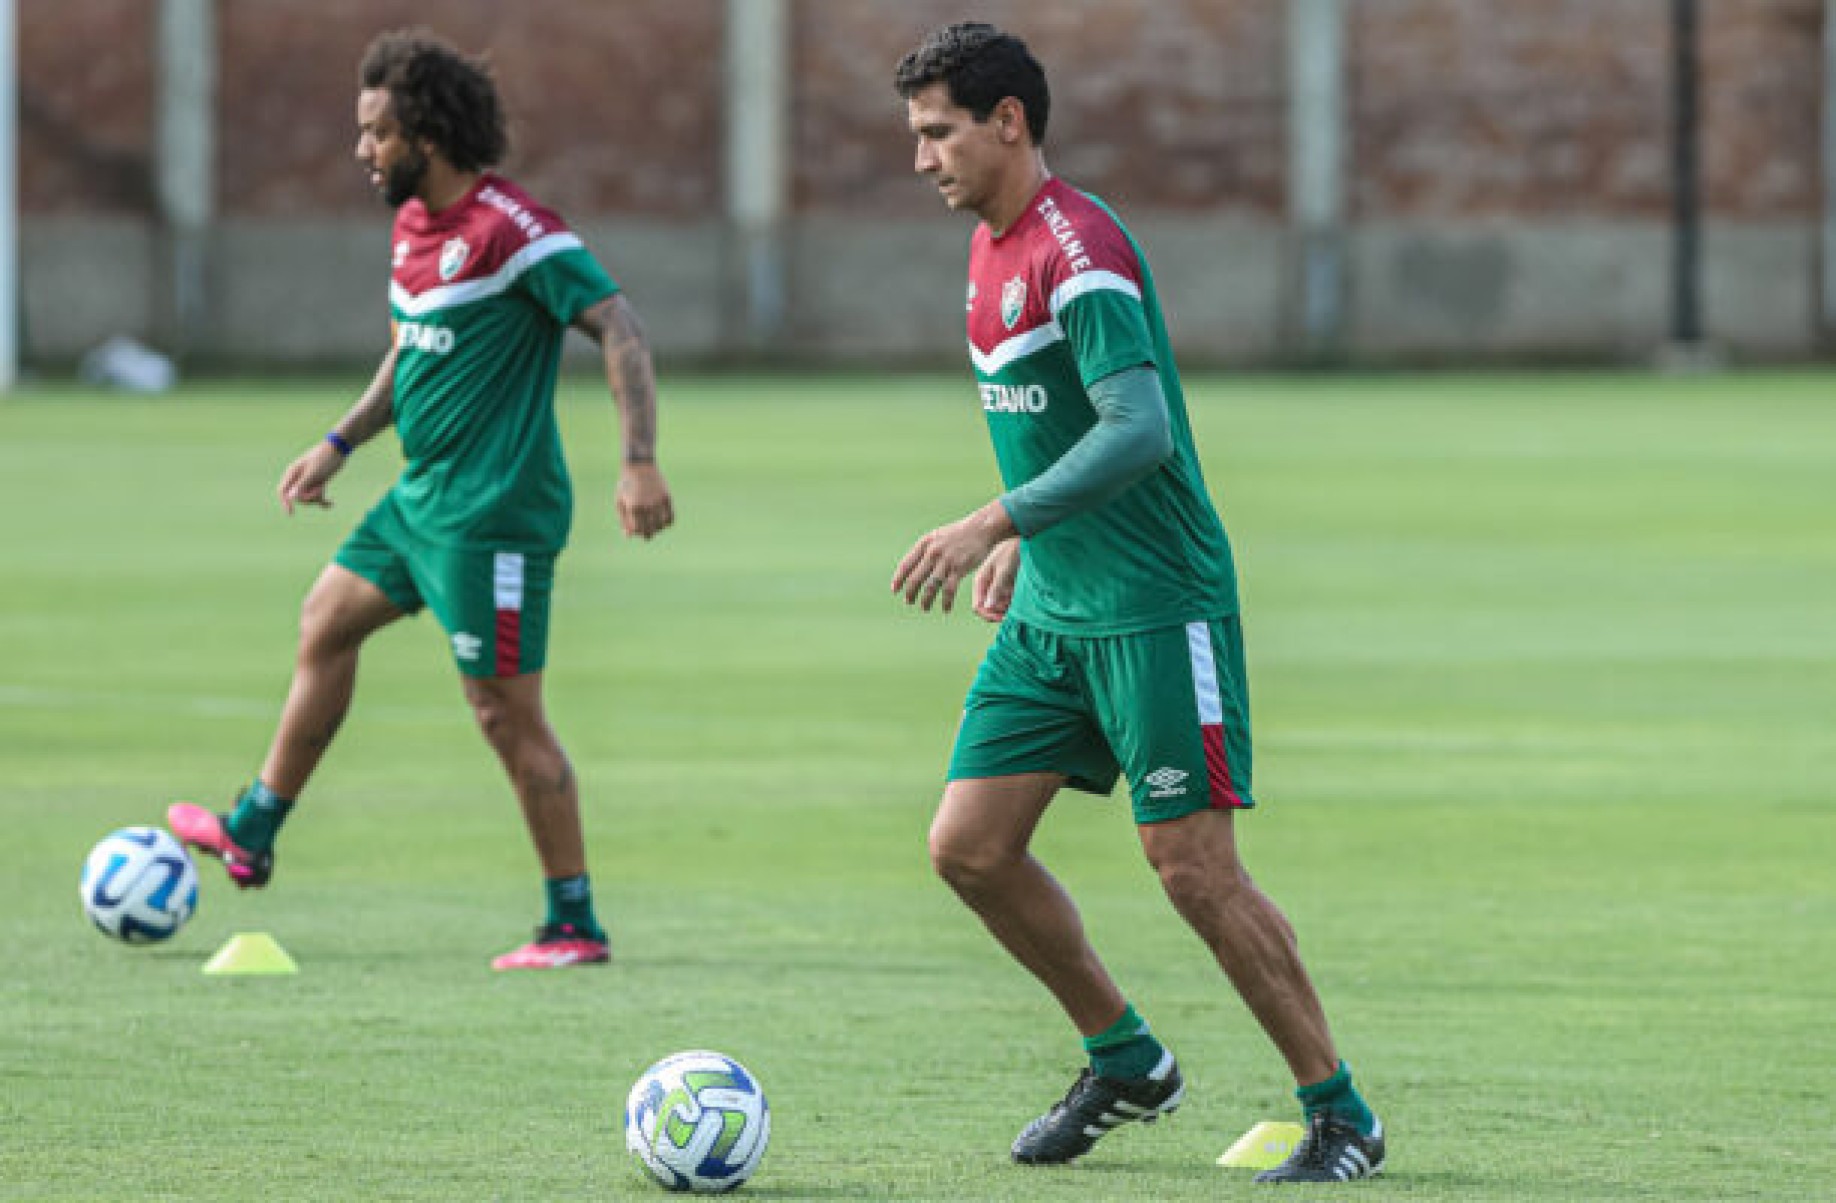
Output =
[
  {"x1": 277, "y1": 440, "x2": 345, "y2": 515},
  {"x1": 617, "y1": 462, "x2": 674, "y2": 539},
  {"x1": 892, "y1": 500, "x2": 1017, "y2": 613}
]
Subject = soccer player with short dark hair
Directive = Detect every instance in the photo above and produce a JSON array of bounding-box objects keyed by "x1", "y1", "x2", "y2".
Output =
[
  {"x1": 890, "y1": 22, "x2": 1385, "y2": 1181},
  {"x1": 170, "y1": 29, "x2": 674, "y2": 971}
]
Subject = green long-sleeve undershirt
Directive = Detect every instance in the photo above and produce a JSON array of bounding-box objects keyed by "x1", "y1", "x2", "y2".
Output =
[{"x1": 998, "y1": 365, "x2": 1174, "y2": 538}]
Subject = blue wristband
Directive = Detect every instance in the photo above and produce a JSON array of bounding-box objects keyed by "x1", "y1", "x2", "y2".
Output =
[{"x1": 325, "y1": 431, "x2": 353, "y2": 456}]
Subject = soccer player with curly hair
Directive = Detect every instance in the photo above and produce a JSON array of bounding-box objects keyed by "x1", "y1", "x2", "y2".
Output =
[{"x1": 171, "y1": 29, "x2": 673, "y2": 971}]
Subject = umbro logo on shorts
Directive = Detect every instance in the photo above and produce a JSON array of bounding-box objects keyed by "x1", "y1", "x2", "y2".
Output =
[
  {"x1": 1144, "y1": 767, "x2": 1189, "y2": 798},
  {"x1": 452, "y1": 632, "x2": 483, "y2": 661}
]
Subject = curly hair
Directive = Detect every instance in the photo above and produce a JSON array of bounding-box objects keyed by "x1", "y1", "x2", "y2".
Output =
[
  {"x1": 359, "y1": 29, "x2": 507, "y2": 172},
  {"x1": 894, "y1": 22, "x2": 1050, "y2": 145}
]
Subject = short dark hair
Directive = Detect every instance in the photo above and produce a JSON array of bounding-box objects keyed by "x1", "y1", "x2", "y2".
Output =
[
  {"x1": 359, "y1": 29, "x2": 507, "y2": 172},
  {"x1": 894, "y1": 22, "x2": 1050, "y2": 145}
]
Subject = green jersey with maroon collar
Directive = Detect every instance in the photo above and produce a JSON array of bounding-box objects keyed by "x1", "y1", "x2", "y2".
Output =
[
  {"x1": 386, "y1": 173, "x2": 617, "y2": 552},
  {"x1": 967, "y1": 177, "x2": 1238, "y2": 635}
]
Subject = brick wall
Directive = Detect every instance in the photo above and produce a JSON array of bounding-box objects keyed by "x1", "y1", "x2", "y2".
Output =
[
  {"x1": 1351, "y1": 0, "x2": 1820, "y2": 219},
  {"x1": 20, "y1": 0, "x2": 156, "y2": 214},
  {"x1": 215, "y1": 0, "x2": 724, "y2": 217},
  {"x1": 795, "y1": 0, "x2": 1285, "y2": 216},
  {"x1": 22, "y1": 0, "x2": 724, "y2": 219},
  {"x1": 20, "y1": 1, "x2": 1823, "y2": 221},
  {"x1": 1701, "y1": 0, "x2": 1822, "y2": 217}
]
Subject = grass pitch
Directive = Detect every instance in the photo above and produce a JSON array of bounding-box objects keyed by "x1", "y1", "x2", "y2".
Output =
[{"x1": 1, "y1": 369, "x2": 1832, "y2": 1200}]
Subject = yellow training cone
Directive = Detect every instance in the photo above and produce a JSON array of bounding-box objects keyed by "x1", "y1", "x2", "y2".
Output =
[
  {"x1": 202, "y1": 932, "x2": 298, "y2": 976},
  {"x1": 1217, "y1": 1120, "x2": 1306, "y2": 1169}
]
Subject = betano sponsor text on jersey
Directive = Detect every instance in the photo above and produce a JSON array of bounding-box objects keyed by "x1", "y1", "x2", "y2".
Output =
[
  {"x1": 980, "y1": 382, "x2": 1049, "y2": 413},
  {"x1": 1036, "y1": 194, "x2": 1094, "y2": 274},
  {"x1": 396, "y1": 320, "x2": 456, "y2": 354}
]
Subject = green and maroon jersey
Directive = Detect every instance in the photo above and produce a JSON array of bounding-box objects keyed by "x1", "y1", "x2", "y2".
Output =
[
  {"x1": 967, "y1": 177, "x2": 1238, "y2": 635},
  {"x1": 386, "y1": 173, "x2": 617, "y2": 551}
]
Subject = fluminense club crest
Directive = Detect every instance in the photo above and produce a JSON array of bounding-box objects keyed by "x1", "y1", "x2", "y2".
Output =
[
  {"x1": 439, "y1": 237, "x2": 470, "y2": 282},
  {"x1": 1000, "y1": 275, "x2": 1026, "y2": 330}
]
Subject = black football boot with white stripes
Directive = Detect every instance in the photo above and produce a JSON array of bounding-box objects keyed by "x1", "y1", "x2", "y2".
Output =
[
  {"x1": 1009, "y1": 1050, "x2": 1185, "y2": 1164},
  {"x1": 1254, "y1": 1111, "x2": 1386, "y2": 1184}
]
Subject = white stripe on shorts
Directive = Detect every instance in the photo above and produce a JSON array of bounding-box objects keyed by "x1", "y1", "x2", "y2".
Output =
[
  {"x1": 492, "y1": 552, "x2": 525, "y2": 612},
  {"x1": 1185, "y1": 621, "x2": 1223, "y2": 724}
]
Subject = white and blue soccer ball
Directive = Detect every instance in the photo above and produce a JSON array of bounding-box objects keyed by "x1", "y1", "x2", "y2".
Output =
[
  {"x1": 625, "y1": 1050, "x2": 770, "y2": 1193},
  {"x1": 80, "y1": 826, "x2": 199, "y2": 944}
]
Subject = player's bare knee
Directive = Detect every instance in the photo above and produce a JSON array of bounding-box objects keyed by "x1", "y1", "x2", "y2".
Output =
[
  {"x1": 1149, "y1": 843, "x2": 1250, "y2": 916},
  {"x1": 927, "y1": 829, "x2": 970, "y2": 888},
  {"x1": 296, "y1": 592, "x2": 349, "y2": 661},
  {"x1": 465, "y1": 687, "x2": 514, "y2": 744},
  {"x1": 929, "y1": 829, "x2": 1008, "y2": 896},
  {"x1": 466, "y1": 680, "x2": 546, "y2": 749},
  {"x1": 297, "y1": 581, "x2": 377, "y2": 661}
]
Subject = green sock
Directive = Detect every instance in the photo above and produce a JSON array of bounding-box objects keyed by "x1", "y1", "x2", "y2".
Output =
[
  {"x1": 544, "y1": 874, "x2": 604, "y2": 939},
  {"x1": 224, "y1": 779, "x2": 292, "y2": 852},
  {"x1": 1083, "y1": 1003, "x2": 1166, "y2": 1080},
  {"x1": 1297, "y1": 1060, "x2": 1378, "y2": 1137}
]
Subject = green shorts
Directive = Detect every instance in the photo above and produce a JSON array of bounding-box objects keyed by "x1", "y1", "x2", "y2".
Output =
[
  {"x1": 334, "y1": 493, "x2": 556, "y2": 679},
  {"x1": 948, "y1": 616, "x2": 1255, "y2": 824}
]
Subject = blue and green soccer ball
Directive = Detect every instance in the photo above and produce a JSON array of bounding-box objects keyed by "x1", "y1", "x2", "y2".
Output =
[
  {"x1": 625, "y1": 1050, "x2": 770, "y2": 1193},
  {"x1": 80, "y1": 826, "x2": 198, "y2": 944}
]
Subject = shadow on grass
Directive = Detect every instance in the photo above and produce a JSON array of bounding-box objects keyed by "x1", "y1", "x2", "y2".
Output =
[
  {"x1": 616, "y1": 952, "x2": 956, "y2": 977},
  {"x1": 735, "y1": 1187, "x2": 872, "y2": 1200}
]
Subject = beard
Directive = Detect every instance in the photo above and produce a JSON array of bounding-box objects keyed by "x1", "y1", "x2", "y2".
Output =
[{"x1": 379, "y1": 145, "x2": 429, "y2": 208}]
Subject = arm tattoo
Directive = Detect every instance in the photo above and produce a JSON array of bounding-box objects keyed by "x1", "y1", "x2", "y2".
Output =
[
  {"x1": 334, "y1": 349, "x2": 397, "y2": 447},
  {"x1": 600, "y1": 300, "x2": 658, "y2": 465}
]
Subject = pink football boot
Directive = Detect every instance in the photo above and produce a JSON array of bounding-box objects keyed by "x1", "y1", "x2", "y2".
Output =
[
  {"x1": 167, "y1": 802, "x2": 273, "y2": 888},
  {"x1": 491, "y1": 923, "x2": 610, "y2": 970}
]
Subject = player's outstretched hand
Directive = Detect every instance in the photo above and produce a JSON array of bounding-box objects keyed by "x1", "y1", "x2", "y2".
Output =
[
  {"x1": 278, "y1": 441, "x2": 345, "y2": 515},
  {"x1": 617, "y1": 462, "x2": 675, "y2": 540},
  {"x1": 892, "y1": 501, "x2": 1016, "y2": 614},
  {"x1": 972, "y1": 537, "x2": 1020, "y2": 623}
]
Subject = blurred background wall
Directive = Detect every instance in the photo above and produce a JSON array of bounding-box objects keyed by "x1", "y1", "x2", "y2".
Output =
[{"x1": 15, "y1": 0, "x2": 1829, "y2": 367}]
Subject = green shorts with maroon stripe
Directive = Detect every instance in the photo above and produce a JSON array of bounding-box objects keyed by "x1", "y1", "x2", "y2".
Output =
[
  {"x1": 334, "y1": 492, "x2": 556, "y2": 679},
  {"x1": 948, "y1": 616, "x2": 1254, "y2": 824}
]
